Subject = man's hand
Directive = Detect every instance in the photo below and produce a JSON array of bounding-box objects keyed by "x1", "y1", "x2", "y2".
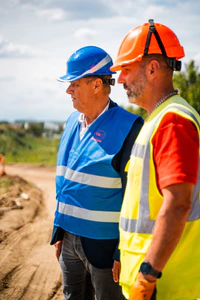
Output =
[
  {"x1": 54, "y1": 240, "x2": 63, "y2": 261},
  {"x1": 129, "y1": 273, "x2": 156, "y2": 300},
  {"x1": 112, "y1": 260, "x2": 121, "y2": 282}
]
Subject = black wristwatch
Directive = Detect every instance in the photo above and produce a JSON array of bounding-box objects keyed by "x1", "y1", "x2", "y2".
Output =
[{"x1": 139, "y1": 262, "x2": 162, "y2": 279}]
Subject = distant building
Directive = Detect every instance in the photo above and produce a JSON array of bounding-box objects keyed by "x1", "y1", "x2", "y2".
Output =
[
  {"x1": 43, "y1": 122, "x2": 60, "y2": 132},
  {"x1": 24, "y1": 122, "x2": 29, "y2": 130},
  {"x1": 9, "y1": 123, "x2": 23, "y2": 129},
  {"x1": 24, "y1": 121, "x2": 43, "y2": 130}
]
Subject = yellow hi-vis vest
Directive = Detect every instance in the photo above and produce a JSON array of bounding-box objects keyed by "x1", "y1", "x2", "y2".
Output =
[{"x1": 119, "y1": 95, "x2": 200, "y2": 300}]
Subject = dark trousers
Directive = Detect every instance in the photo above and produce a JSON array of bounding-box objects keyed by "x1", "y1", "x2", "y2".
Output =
[{"x1": 59, "y1": 232, "x2": 125, "y2": 300}]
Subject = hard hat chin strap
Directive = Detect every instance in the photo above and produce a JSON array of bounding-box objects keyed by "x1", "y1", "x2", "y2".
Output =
[
  {"x1": 97, "y1": 76, "x2": 115, "y2": 86},
  {"x1": 144, "y1": 19, "x2": 182, "y2": 71},
  {"x1": 165, "y1": 57, "x2": 182, "y2": 71},
  {"x1": 108, "y1": 78, "x2": 115, "y2": 86}
]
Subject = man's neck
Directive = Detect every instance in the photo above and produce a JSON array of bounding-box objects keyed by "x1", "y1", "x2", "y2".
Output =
[
  {"x1": 146, "y1": 85, "x2": 175, "y2": 115},
  {"x1": 84, "y1": 99, "x2": 110, "y2": 125}
]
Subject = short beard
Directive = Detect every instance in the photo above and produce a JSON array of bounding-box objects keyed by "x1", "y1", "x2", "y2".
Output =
[{"x1": 125, "y1": 66, "x2": 147, "y2": 103}]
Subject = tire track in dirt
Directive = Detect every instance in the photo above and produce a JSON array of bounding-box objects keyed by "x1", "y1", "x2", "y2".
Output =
[{"x1": 0, "y1": 164, "x2": 63, "y2": 300}]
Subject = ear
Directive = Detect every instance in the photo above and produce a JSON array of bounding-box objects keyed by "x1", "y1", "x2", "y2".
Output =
[
  {"x1": 147, "y1": 59, "x2": 160, "y2": 79},
  {"x1": 93, "y1": 78, "x2": 102, "y2": 93}
]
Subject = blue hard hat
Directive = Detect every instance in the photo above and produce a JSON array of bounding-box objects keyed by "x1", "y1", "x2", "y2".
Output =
[{"x1": 58, "y1": 46, "x2": 116, "y2": 82}]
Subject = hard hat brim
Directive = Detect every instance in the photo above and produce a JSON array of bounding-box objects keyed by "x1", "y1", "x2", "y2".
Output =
[
  {"x1": 57, "y1": 71, "x2": 116, "y2": 82},
  {"x1": 110, "y1": 56, "x2": 142, "y2": 72},
  {"x1": 110, "y1": 64, "x2": 122, "y2": 72},
  {"x1": 57, "y1": 74, "x2": 77, "y2": 82}
]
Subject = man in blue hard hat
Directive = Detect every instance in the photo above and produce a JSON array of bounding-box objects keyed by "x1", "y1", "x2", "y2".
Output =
[{"x1": 50, "y1": 45, "x2": 143, "y2": 300}]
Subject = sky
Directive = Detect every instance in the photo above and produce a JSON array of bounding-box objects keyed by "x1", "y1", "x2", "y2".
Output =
[{"x1": 1, "y1": 0, "x2": 200, "y2": 122}]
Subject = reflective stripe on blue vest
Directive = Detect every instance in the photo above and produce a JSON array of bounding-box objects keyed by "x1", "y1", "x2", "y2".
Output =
[
  {"x1": 120, "y1": 104, "x2": 200, "y2": 234},
  {"x1": 56, "y1": 201, "x2": 120, "y2": 223},
  {"x1": 56, "y1": 166, "x2": 122, "y2": 188}
]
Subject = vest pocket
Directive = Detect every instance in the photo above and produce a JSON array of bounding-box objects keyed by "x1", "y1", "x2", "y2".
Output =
[{"x1": 119, "y1": 232, "x2": 153, "y2": 298}]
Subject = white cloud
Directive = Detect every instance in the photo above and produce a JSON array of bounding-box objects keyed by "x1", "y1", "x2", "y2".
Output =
[
  {"x1": 194, "y1": 53, "x2": 200, "y2": 65},
  {"x1": 0, "y1": 76, "x2": 15, "y2": 81},
  {"x1": 73, "y1": 28, "x2": 97, "y2": 40},
  {"x1": 18, "y1": 0, "x2": 117, "y2": 20},
  {"x1": 1, "y1": 0, "x2": 200, "y2": 121},
  {"x1": 0, "y1": 35, "x2": 41, "y2": 58},
  {"x1": 36, "y1": 8, "x2": 67, "y2": 22}
]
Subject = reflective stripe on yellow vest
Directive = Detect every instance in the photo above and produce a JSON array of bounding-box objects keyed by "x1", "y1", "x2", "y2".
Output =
[{"x1": 119, "y1": 96, "x2": 200, "y2": 300}]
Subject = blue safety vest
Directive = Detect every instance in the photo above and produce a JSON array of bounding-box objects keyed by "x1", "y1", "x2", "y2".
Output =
[{"x1": 54, "y1": 104, "x2": 139, "y2": 239}]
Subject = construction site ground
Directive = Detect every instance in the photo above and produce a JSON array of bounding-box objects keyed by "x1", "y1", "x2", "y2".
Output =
[
  {"x1": 0, "y1": 164, "x2": 63, "y2": 300},
  {"x1": 1, "y1": 164, "x2": 199, "y2": 300}
]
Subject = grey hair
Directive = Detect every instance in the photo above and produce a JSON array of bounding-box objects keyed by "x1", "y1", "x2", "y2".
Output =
[{"x1": 85, "y1": 75, "x2": 112, "y2": 95}]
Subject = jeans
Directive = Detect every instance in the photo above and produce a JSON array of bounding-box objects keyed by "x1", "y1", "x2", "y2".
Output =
[{"x1": 59, "y1": 231, "x2": 125, "y2": 300}]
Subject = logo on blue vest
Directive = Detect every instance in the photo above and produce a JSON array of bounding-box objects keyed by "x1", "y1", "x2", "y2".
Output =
[{"x1": 92, "y1": 130, "x2": 106, "y2": 142}]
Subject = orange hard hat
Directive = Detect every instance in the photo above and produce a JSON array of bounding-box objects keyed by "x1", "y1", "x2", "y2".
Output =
[{"x1": 111, "y1": 19, "x2": 185, "y2": 72}]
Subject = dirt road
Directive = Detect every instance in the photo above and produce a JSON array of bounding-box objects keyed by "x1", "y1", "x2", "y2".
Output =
[{"x1": 0, "y1": 164, "x2": 63, "y2": 300}]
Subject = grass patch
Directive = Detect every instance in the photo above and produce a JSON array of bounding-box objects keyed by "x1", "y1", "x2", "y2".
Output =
[
  {"x1": 0, "y1": 128, "x2": 60, "y2": 166},
  {"x1": 0, "y1": 177, "x2": 13, "y2": 194}
]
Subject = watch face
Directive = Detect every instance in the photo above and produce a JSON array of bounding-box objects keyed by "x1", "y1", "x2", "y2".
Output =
[{"x1": 140, "y1": 262, "x2": 150, "y2": 274}]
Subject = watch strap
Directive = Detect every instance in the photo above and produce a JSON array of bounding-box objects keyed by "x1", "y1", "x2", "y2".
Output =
[
  {"x1": 148, "y1": 267, "x2": 162, "y2": 278},
  {"x1": 140, "y1": 262, "x2": 162, "y2": 279}
]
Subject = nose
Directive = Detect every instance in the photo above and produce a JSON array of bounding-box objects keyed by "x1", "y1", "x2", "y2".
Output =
[
  {"x1": 66, "y1": 83, "x2": 73, "y2": 94},
  {"x1": 118, "y1": 71, "x2": 126, "y2": 84}
]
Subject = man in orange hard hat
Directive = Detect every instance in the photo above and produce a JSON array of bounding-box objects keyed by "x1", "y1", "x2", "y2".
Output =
[{"x1": 111, "y1": 19, "x2": 200, "y2": 300}]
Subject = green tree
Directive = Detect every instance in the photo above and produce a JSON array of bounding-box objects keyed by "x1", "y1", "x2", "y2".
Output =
[
  {"x1": 120, "y1": 105, "x2": 147, "y2": 119},
  {"x1": 26, "y1": 122, "x2": 44, "y2": 137},
  {"x1": 173, "y1": 60, "x2": 200, "y2": 114}
]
